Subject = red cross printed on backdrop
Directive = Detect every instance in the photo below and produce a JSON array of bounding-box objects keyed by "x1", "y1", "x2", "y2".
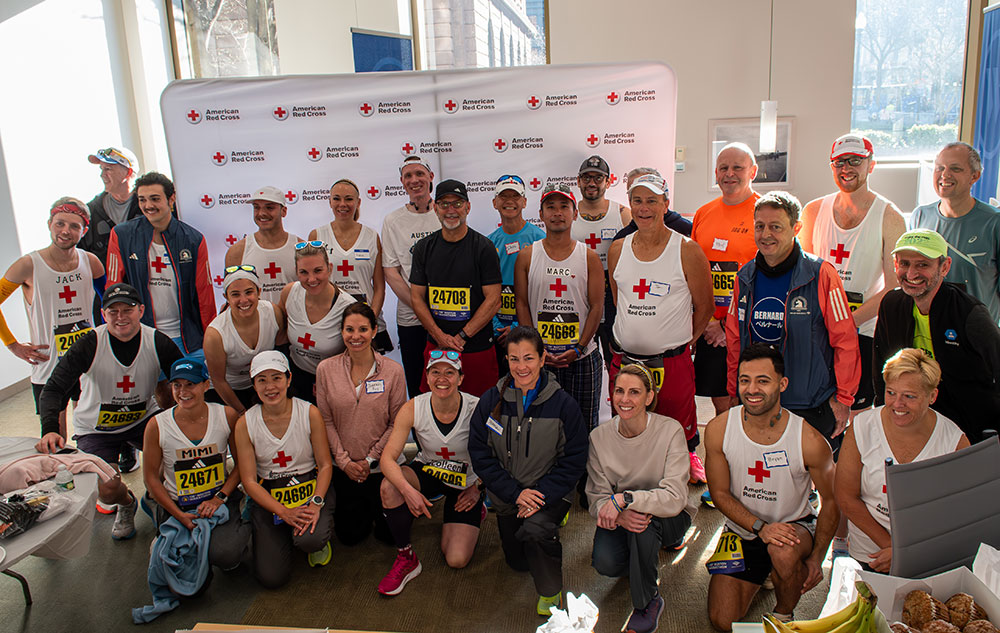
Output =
[
  {"x1": 186, "y1": 109, "x2": 201, "y2": 123},
  {"x1": 606, "y1": 91, "x2": 620, "y2": 105},
  {"x1": 609, "y1": 173, "x2": 618, "y2": 186},
  {"x1": 529, "y1": 178, "x2": 541, "y2": 190},
  {"x1": 273, "y1": 106, "x2": 287, "y2": 119},
  {"x1": 263, "y1": 262, "x2": 281, "y2": 279},
  {"x1": 748, "y1": 460, "x2": 771, "y2": 484},
  {"x1": 633, "y1": 279, "x2": 651, "y2": 300},
  {"x1": 443, "y1": 100, "x2": 457, "y2": 113},
  {"x1": 337, "y1": 260, "x2": 355, "y2": 277},
  {"x1": 272, "y1": 451, "x2": 292, "y2": 468},
  {"x1": 201, "y1": 194, "x2": 213, "y2": 207},
  {"x1": 367, "y1": 186, "x2": 380, "y2": 199},
  {"x1": 435, "y1": 447, "x2": 455, "y2": 460},
  {"x1": 829, "y1": 243, "x2": 851, "y2": 264},
  {"x1": 225, "y1": 234, "x2": 239, "y2": 246},
  {"x1": 212, "y1": 152, "x2": 226, "y2": 165},
  {"x1": 586, "y1": 134, "x2": 600, "y2": 147},
  {"x1": 494, "y1": 138, "x2": 507, "y2": 152},
  {"x1": 308, "y1": 147, "x2": 321, "y2": 160},
  {"x1": 117, "y1": 375, "x2": 135, "y2": 393},
  {"x1": 584, "y1": 233, "x2": 601, "y2": 250},
  {"x1": 284, "y1": 190, "x2": 297, "y2": 203},
  {"x1": 213, "y1": 275, "x2": 224, "y2": 287},
  {"x1": 58, "y1": 285, "x2": 77, "y2": 304},
  {"x1": 527, "y1": 95, "x2": 540, "y2": 109},
  {"x1": 549, "y1": 278, "x2": 568, "y2": 298},
  {"x1": 150, "y1": 257, "x2": 167, "y2": 273},
  {"x1": 359, "y1": 102, "x2": 373, "y2": 116},
  {"x1": 401, "y1": 142, "x2": 414, "y2": 154},
  {"x1": 298, "y1": 333, "x2": 316, "y2": 350}
]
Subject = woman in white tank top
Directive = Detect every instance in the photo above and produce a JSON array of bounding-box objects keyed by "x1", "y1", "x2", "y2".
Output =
[
  {"x1": 204, "y1": 266, "x2": 284, "y2": 414},
  {"x1": 234, "y1": 350, "x2": 335, "y2": 588},
  {"x1": 835, "y1": 349, "x2": 968, "y2": 572},
  {"x1": 308, "y1": 179, "x2": 392, "y2": 352}
]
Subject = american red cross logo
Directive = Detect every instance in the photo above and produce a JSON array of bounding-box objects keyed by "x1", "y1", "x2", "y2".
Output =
[
  {"x1": 529, "y1": 178, "x2": 541, "y2": 190},
  {"x1": 117, "y1": 375, "x2": 135, "y2": 393},
  {"x1": 401, "y1": 142, "x2": 414, "y2": 154},
  {"x1": 527, "y1": 95, "x2": 540, "y2": 109},
  {"x1": 225, "y1": 234, "x2": 239, "y2": 246},
  {"x1": 584, "y1": 233, "x2": 601, "y2": 249},
  {"x1": 308, "y1": 147, "x2": 321, "y2": 160},
  {"x1": 150, "y1": 257, "x2": 167, "y2": 273},
  {"x1": 337, "y1": 260, "x2": 355, "y2": 276},
  {"x1": 494, "y1": 138, "x2": 507, "y2": 152},
  {"x1": 298, "y1": 333, "x2": 316, "y2": 350},
  {"x1": 186, "y1": 109, "x2": 201, "y2": 124},
  {"x1": 606, "y1": 91, "x2": 620, "y2": 105},
  {"x1": 633, "y1": 279, "x2": 651, "y2": 299},
  {"x1": 609, "y1": 173, "x2": 618, "y2": 186},
  {"x1": 273, "y1": 106, "x2": 287, "y2": 120},
  {"x1": 212, "y1": 152, "x2": 226, "y2": 165},
  {"x1": 367, "y1": 186, "x2": 380, "y2": 199},
  {"x1": 263, "y1": 262, "x2": 281, "y2": 279},
  {"x1": 549, "y1": 278, "x2": 568, "y2": 298},
  {"x1": 586, "y1": 134, "x2": 600, "y2": 147},
  {"x1": 58, "y1": 285, "x2": 77, "y2": 304},
  {"x1": 436, "y1": 447, "x2": 455, "y2": 460},
  {"x1": 200, "y1": 194, "x2": 213, "y2": 207},
  {"x1": 830, "y1": 243, "x2": 851, "y2": 264},
  {"x1": 272, "y1": 451, "x2": 292, "y2": 468},
  {"x1": 748, "y1": 460, "x2": 771, "y2": 484},
  {"x1": 444, "y1": 100, "x2": 457, "y2": 113},
  {"x1": 359, "y1": 102, "x2": 373, "y2": 116},
  {"x1": 213, "y1": 275, "x2": 224, "y2": 286},
  {"x1": 284, "y1": 190, "x2": 297, "y2": 203}
]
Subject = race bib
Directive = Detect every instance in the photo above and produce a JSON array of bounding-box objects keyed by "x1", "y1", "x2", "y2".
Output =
[
  {"x1": 428, "y1": 286, "x2": 471, "y2": 321},
  {"x1": 620, "y1": 354, "x2": 664, "y2": 391},
  {"x1": 263, "y1": 470, "x2": 317, "y2": 524},
  {"x1": 421, "y1": 459, "x2": 469, "y2": 489},
  {"x1": 537, "y1": 311, "x2": 580, "y2": 353},
  {"x1": 173, "y1": 451, "x2": 224, "y2": 508},
  {"x1": 710, "y1": 262, "x2": 739, "y2": 307},
  {"x1": 95, "y1": 404, "x2": 147, "y2": 431},
  {"x1": 498, "y1": 285, "x2": 516, "y2": 323},
  {"x1": 53, "y1": 321, "x2": 92, "y2": 357},
  {"x1": 706, "y1": 530, "x2": 746, "y2": 574},
  {"x1": 845, "y1": 290, "x2": 863, "y2": 313}
]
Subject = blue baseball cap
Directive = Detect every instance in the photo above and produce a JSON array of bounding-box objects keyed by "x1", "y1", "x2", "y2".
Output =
[{"x1": 169, "y1": 358, "x2": 209, "y2": 383}]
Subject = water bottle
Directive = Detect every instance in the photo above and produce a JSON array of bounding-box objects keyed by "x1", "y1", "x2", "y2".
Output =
[{"x1": 54, "y1": 464, "x2": 75, "y2": 491}]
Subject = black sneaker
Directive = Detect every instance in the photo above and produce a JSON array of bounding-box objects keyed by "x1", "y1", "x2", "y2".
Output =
[
  {"x1": 625, "y1": 594, "x2": 664, "y2": 633},
  {"x1": 119, "y1": 446, "x2": 139, "y2": 473}
]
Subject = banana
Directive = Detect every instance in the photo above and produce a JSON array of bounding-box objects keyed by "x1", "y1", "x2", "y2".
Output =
[
  {"x1": 786, "y1": 600, "x2": 861, "y2": 632},
  {"x1": 764, "y1": 582, "x2": 880, "y2": 633},
  {"x1": 763, "y1": 614, "x2": 798, "y2": 633}
]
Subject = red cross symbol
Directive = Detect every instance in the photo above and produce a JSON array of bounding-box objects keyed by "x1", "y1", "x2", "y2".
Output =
[
  {"x1": 529, "y1": 177, "x2": 541, "y2": 189},
  {"x1": 58, "y1": 285, "x2": 77, "y2": 304},
  {"x1": 444, "y1": 100, "x2": 457, "y2": 112},
  {"x1": 494, "y1": 138, "x2": 507, "y2": 151},
  {"x1": 186, "y1": 109, "x2": 201, "y2": 123},
  {"x1": 401, "y1": 142, "x2": 414, "y2": 154},
  {"x1": 436, "y1": 446, "x2": 456, "y2": 460},
  {"x1": 829, "y1": 243, "x2": 851, "y2": 264},
  {"x1": 367, "y1": 186, "x2": 380, "y2": 199},
  {"x1": 117, "y1": 375, "x2": 135, "y2": 393},
  {"x1": 527, "y1": 95, "x2": 540, "y2": 108},
  {"x1": 263, "y1": 262, "x2": 281, "y2": 279},
  {"x1": 584, "y1": 233, "x2": 601, "y2": 249},
  {"x1": 150, "y1": 257, "x2": 167, "y2": 273},
  {"x1": 272, "y1": 451, "x2": 292, "y2": 468},
  {"x1": 549, "y1": 278, "x2": 568, "y2": 297},
  {"x1": 225, "y1": 234, "x2": 238, "y2": 246},
  {"x1": 201, "y1": 194, "x2": 213, "y2": 206},
  {"x1": 213, "y1": 275, "x2": 224, "y2": 286},
  {"x1": 308, "y1": 147, "x2": 321, "y2": 159},
  {"x1": 609, "y1": 173, "x2": 618, "y2": 186},
  {"x1": 633, "y1": 279, "x2": 651, "y2": 299},
  {"x1": 284, "y1": 190, "x2": 297, "y2": 203},
  {"x1": 359, "y1": 102, "x2": 373, "y2": 115},
  {"x1": 273, "y1": 106, "x2": 287, "y2": 119},
  {"x1": 606, "y1": 91, "x2": 619, "y2": 104},
  {"x1": 882, "y1": 484, "x2": 887, "y2": 494},
  {"x1": 586, "y1": 134, "x2": 600, "y2": 147},
  {"x1": 337, "y1": 260, "x2": 355, "y2": 276},
  {"x1": 212, "y1": 152, "x2": 226, "y2": 165},
  {"x1": 748, "y1": 460, "x2": 771, "y2": 484},
  {"x1": 298, "y1": 333, "x2": 316, "y2": 350}
]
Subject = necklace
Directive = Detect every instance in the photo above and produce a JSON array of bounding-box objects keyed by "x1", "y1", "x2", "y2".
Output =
[{"x1": 744, "y1": 407, "x2": 781, "y2": 428}]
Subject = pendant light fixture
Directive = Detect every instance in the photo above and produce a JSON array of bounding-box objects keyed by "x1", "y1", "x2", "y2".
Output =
[{"x1": 760, "y1": 0, "x2": 777, "y2": 154}]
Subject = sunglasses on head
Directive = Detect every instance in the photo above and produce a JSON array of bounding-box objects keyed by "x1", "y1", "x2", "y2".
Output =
[
  {"x1": 496, "y1": 174, "x2": 524, "y2": 185},
  {"x1": 224, "y1": 264, "x2": 258, "y2": 276},
  {"x1": 295, "y1": 240, "x2": 325, "y2": 250},
  {"x1": 429, "y1": 350, "x2": 461, "y2": 361}
]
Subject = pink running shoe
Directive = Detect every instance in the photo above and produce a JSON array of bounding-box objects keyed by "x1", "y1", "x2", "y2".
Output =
[
  {"x1": 377, "y1": 549, "x2": 422, "y2": 596},
  {"x1": 689, "y1": 452, "x2": 707, "y2": 484}
]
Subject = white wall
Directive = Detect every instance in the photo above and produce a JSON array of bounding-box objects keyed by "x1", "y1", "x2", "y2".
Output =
[{"x1": 548, "y1": 0, "x2": 857, "y2": 214}]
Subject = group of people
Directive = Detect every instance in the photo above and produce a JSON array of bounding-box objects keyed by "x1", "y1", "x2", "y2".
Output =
[{"x1": 0, "y1": 135, "x2": 997, "y2": 633}]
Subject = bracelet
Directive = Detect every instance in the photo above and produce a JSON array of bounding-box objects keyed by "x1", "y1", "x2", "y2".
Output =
[
  {"x1": 574, "y1": 344, "x2": 585, "y2": 356},
  {"x1": 610, "y1": 494, "x2": 623, "y2": 513}
]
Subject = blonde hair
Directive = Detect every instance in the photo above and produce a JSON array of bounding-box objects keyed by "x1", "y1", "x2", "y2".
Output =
[
  {"x1": 330, "y1": 179, "x2": 361, "y2": 221},
  {"x1": 294, "y1": 243, "x2": 329, "y2": 265},
  {"x1": 882, "y1": 348, "x2": 941, "y2": 394},
  {"x1": 615, "y1": 363, "x2": 658, "y2": 411}
]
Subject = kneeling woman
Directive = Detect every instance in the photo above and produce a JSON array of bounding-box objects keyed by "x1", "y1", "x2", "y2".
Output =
[
  {"x1": 142, "y1": 358, "x2": 250, "y2": 573},
  {"x1": 588, "y1": 364, "x2": 697, "y2": 633},
  {"x1": 468, "y1": 325, "x2": 588, "y2": 616},
  {"x1": 377, "y1": 350, "x2": 483, "y2": 596},
  {"x1": 235, "y1": 350, "x2": 335, "y2": 588},
  {"x1": 835, "y1": 348, "x2": 968, "y2": 573}
]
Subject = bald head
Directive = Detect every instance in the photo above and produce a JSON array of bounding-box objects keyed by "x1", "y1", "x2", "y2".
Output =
[{"x1": 715, "y1": 143, "x2": 758, "y2": 203}]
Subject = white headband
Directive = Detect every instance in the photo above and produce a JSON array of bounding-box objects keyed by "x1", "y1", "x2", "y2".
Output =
[{"x1": 222, "y1": 269, "x2": 260, "y2": 293}]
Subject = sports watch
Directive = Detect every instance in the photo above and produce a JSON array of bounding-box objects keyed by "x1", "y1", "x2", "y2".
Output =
[
  {"x1": 365, "y1": 456, "x2": 377, "y2": 468},
  {"x1": 310, "y1": 495, "x2": 325, "y2": 507},
  {"x1": 214, "y1": 490, "x2": 228, "y2": 502},
  {"x1": 622, "y1": 491, "x2": 633, "y2": 508},
  {"x1": 752, "y1": 518, "x2": 766, "y2": 535}
]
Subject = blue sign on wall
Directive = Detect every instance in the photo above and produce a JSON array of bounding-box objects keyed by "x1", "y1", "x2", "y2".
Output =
[{"x1": 352, "y1": 31, "x2": 413, "y2": 73}]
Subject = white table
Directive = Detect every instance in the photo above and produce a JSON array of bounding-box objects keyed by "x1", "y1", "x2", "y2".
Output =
[{"x1": 0, "y1": 437, "x2": 99, "y2": 605}]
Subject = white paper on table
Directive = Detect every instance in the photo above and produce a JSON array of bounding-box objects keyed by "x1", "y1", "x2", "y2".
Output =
[{"x1": 974, "y1": 543, "x2": 1000, "y2": 599}]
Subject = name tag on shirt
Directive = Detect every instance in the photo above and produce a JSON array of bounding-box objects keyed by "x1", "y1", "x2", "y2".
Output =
[
  {"x1": 354, "y1": 248, "x2": 371, "y2": 260},
  {"x1": 763, "y1": 450, "x2": 789, "y2": 468},
  {"x1": 365, "y1": 379, "x2": 385, "y2": 394},
  {"x1": 713, "y1": 238, "x2": 729, "y2": 252},
  {"x1": 602, "y1": 228, "x2": 617, "y2": 240},
  {"x1": 648, "y1": 281, "x2": 671, "y2": 297},
  {"x1": 505, "y1": 242, "x2": 521, "y2": 255},
  {"x1": 486, "y1": 417, "x2": 503, "y2": 436}
]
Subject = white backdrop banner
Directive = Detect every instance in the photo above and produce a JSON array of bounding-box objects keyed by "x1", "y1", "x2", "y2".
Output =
[{"x1": 160, "y1": 62, "x2": 677, "y2": 322}]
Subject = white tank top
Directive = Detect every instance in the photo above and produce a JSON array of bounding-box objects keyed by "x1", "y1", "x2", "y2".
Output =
[
  {"x1": 412, "y1": 392, "x2": 480, "y2": 489},
  {"x1": 147, "y1": 241, "x2": 181, "y2": 338},
  {"x1": 571, "y1": 202, "x2": 623, "y2": 269},
  {"x1": 245, "y1": 397, "x2": 316, "y2": 481},
  {"x1": 156, "y1": 403, "x2": 231, "y2": 506},
  {"x1": 722, "y1": 406, "x2": 816, "y2": 540},
  {"x1": 612, "y1": 232, "x2": 692, "y2": 355},
  {"x1": 285, "y1": 283, "x2": 354, "y2": 373},
  {"x1": 241, "y1": 232, "x2": 300, "y2": 305},
  {"x1": 527, "y1": 241, "x2": 598, "y2": 356},
  {"x1": 207, "y1": 300, "x2": 279, "y2": 390},
  {"x1": 813, "y1": 194, "x2": 887, "y2": 337},
  {"x1": 847, "y1": 406, "x2": 964, "y2": 560},
  {"x1": 74, "y1": 324, "x2": 161, "y2": 435},
  {"x1": 25, "y1": 249, "x2": 95, "y2": 384},
  {"x1": 315, "y1": 223, "x2": 386, "y2": 332}
]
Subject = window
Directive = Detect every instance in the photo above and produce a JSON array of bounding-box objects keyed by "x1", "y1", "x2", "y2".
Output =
[
  {"x1": 171, "y1": 0, "x2": 280, "y2": 79},
  {"x1": 851, "y1": 0, "x2": 969, "y2": 159},
  {"x1": 419, "y1": 0, "x2": 546, "y2": 70}
]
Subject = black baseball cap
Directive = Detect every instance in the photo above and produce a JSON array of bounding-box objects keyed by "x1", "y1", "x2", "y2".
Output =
[
  {"x1": 579, "y1": 155, "x2": 610, "y2": 177},
  {"x1": 102, "y1": 283, "x2": 142, "y2": 309},
  {"x1": 434, "y1": 179, "x2": 469, "y2": 201}
]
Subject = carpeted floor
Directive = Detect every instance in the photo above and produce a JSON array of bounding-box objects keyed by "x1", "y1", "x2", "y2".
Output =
[{"x1": 0, "y1": 386, "x2": 832, "y2": 633}]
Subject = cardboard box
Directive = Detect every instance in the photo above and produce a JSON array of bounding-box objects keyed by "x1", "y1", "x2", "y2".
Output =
[{"x1": 860, "y1": 566, "x2": 1000, "y2": 625}]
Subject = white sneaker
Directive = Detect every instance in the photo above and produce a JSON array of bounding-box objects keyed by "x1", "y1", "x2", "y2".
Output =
[{"x1": 112, "y1": 493, "x2": 137, "y2": 540}]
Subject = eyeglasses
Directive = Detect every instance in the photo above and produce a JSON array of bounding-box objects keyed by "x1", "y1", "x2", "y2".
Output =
[
  {"x1": 831, "y1": 157, "x2": 866, "y2": 168},
  {"x1": 429, "y1": 350, "x2": 460, "y2": 361},
  {"x1": 579, "y1": 173, "x2": 606, "y2": 183},
  {"x1": 295, "y1": 240, "x2": 326, "y2": 250},
  {"x1": 435, "y1": 200, "x2": 467, "y2": 210},
  {"x1": 496, "y1": 174, "x2": 524, "y2": 185},
  {"x1": 224, "y1": 264, "x2": 258, "y2": 276}
]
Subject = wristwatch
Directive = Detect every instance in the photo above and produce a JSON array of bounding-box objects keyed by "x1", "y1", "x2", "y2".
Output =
[
  {"x1": 309, "y1": 495, "x2": 325, "y2": 507},
  {"x1": 752, "y1": 518, "x2": 766, "y2": 535},
  {"x1": 365, "y1": 456, "x2": 377, "y2": 468},
  {"x1": 214, "y1": 490, "x2": 228, "y2": 502},
  {"x1": 457, "y1": 330, "x2": 469, "y2": 341},
  {"x1": 621, "y1": 491, "x2": 633, "y2": 509}
]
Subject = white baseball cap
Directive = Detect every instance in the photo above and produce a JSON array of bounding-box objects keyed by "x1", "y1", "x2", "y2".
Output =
[
  {"x1": 250, "y1": 350, "x2": 290, "y2": 378},
  {"x1": 628, "y1": 173, "x2": 669, "y2": 197},
  {"x1": 494, "y1": 175, "x2": 526, "y2": 197},
  {"x1": 250, "y1": 186, "x2": 286, "y2": 206},
  {"x1": 830, "y1": 134, "x2": 874, "y2": 160}
]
